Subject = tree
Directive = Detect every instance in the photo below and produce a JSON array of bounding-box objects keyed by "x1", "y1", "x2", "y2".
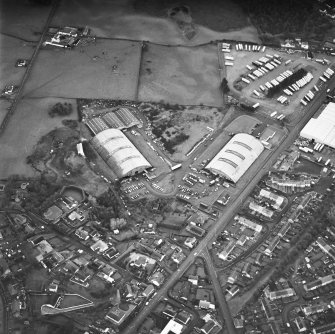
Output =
[
  {"x1": 220, "y1": 78, "x2": 230, "y2": 95},
  {"x1": 48, "y1": 102, "x2": 73, "y2": 117},
  {"x1": 82, "y1": 141, "x2": 97, "y2": 161}
]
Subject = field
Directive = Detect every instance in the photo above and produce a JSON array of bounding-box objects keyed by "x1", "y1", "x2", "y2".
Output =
[
  {"x1": 0, "y1": 36, "x2": 35, "y2": 91},
  {"x1": 0, "y1": 0, "x2": 50, "y2": 41},
  {"x1": 23, "y1": 39, "x2": 141, "y2": 100},
  {"x1": 139, "y1": 44, "x2": 222, "y2": 106},
  {"x1": 51, "y1": 0, "x2": 258, "y2": 45},
  {"x1": 0, "y1": 97, "x2": 77, "y2": 178}
]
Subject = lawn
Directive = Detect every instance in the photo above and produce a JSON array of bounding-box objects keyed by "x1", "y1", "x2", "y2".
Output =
[
  {"x1": 0, "y1": 97, "x2": 77, "y2": 178},
  {"x1": 23, "y1": 39, "x2": 141, "y2": 100},
  {"x1": 139, "y1": 44, "x2": 222, "y2": 106},
  {"x1": 0, "y1": 0, "x2": 50, "y2": 41}
]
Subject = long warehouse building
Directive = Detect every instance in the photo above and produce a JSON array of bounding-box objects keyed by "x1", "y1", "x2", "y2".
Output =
[
  {"x1": 91, "y1": 129, "x2": 151, "y2": 178},
  {"x1": 206, "y1": 133, "x2": 264, "y2": 183},
  {"x1": 300, "y1": 102, "x2": 335, "y2": 148}
]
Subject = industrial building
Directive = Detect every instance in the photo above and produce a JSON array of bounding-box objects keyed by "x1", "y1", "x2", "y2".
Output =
[
  {"x1": 206, "y1": 133, "x2": 264, "y2": 183},
  {"x1": 300, "y1": 102, "x2": 335, "y2": 148},
  {"x1": 91, "y1": 129, "x2": 151, "y2": 178}
]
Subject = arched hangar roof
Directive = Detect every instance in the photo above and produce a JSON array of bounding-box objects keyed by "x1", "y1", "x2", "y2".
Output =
[
  {"x1": 92, "y1": 129, "x2": 151, "y2": 178},
  {"x1": 205, "y1": 133, "x2": 264, "y2": 183}
]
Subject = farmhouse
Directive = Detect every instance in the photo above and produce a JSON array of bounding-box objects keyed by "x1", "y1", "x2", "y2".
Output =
[
  {"x1": 91, "y1": 128, "x2": 151, "y2": 178},
  {"x1": 206, "y1": 133, "x2": 264, "y2": 183}
]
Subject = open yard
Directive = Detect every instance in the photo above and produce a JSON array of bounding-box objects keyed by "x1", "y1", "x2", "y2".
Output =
[
  {"x1": 139, "y1": 44, "x2": 222, "y2": 106},
  {"x1": 0, "y1": 97, "x2": 77, "y2": 178},
  {"x1": 51, "y1": 0, "x2": 258, "y2": 45},
  {"x1": 225, "y1": 115, "x2": 261, "y2": 134},
  {"x1": 23, "y1": 39, "x2": 141, "y2": 100},
  {"x1": 0, "y1": 0, "x2": 50, "y2": 41}
]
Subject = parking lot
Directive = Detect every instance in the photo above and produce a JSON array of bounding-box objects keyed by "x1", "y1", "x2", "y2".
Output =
[{"x1": 224, "y1": 45, "x2": 334, "y2": 118}]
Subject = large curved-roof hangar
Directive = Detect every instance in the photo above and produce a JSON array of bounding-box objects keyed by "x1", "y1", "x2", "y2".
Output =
[
  {"x1": 91, "y1": 129, "x2": 151, "y2": 178},
  {"x1": 206, "y1": 133, "x2": 264, "y2": 183}
]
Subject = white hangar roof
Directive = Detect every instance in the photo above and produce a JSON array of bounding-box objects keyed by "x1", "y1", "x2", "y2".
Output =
[
  {"x1": 92, "y1": 129, "x2": 151, "y2": 178},
  {"x1": 205, "y1": 133, "x2": 264, "y2": 183},
  {"x1": 300, "y1": 102, "x2": 335, "y2": 148}
]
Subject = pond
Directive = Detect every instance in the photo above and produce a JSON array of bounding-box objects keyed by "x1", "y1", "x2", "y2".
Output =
[
  {"x1": 59, "y1": 294, "x2": 92, "y2": 309},
  {"x1": 61, "y1": 186, "x2": 85, "y2": 202}
]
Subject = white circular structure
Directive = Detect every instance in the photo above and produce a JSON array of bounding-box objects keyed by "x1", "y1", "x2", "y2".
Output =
[
  {"x1": 92, "y1": 129, "x2": 151, "y2": 178},
  {"x1": 206, "y1": 133, "x2": 264, "y2": 183}
]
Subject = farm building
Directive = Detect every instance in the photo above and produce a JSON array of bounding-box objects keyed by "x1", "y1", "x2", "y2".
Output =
[
  {"x1": 300, "y1": 102, "x2": 335, "y2": 148},
  {"x1": 205, "y1": 133, "x2": 264, "y2": 183},
  {"x1": 91, "y1": 129, "x2": 151, "y2": 178}
]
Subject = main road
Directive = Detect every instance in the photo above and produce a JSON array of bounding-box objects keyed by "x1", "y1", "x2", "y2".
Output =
[
  {"x1": 121, "y1": 75, "x2": 335, "y2": 334},
  {"x1": 0, "y1": 0, "x2": 60, "y2": 136}
]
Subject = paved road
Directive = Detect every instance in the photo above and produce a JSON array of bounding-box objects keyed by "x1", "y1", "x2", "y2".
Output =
[
  {"x1": 0, "y1": 0, "x2": 60, "y2": 136},
  {"x1": 201, "y1": 248, "x2": 236, "y2": 333},
  {"x1": 121, "y1": 76, "x2": 335, "y2": 334},
  {"x1": 0, "y1": 282, "x2": 9, "y2": 334}
]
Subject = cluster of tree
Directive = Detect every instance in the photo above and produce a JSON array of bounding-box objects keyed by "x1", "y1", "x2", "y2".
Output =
[
  {"x1": 161, "y1": 133, "x2": 190, "y2": 155},
  {"x1": 110, "y1": 218, "x2": 128, "y2": 230},
  {"x1": 220, "y1": 78, "x2": 230, "y2": 95},
  {"x1": 48, "y1": 102, "x2": 73, "y2": 118},
  {"x1": 82, "y1": 141, "x2": 98, "y2": 161},
  {"x1": 61, "y1": 119, "x2": 78, "y2": 129},
  {"x1": 22, "y1": 174, "x2": 62, "y2": 213},
  {"x1": 236, "y1": 0, "x2": 333, "y2": 41},
  {"x1": 266, "y1": 68, "x2": 307, "y2": 98},
  {"x1": 239, "y1": 103, "x2": 255, "y2": 112},
  {"x1": 89, "y1": 190, "x2": 122, "y2": 226}
]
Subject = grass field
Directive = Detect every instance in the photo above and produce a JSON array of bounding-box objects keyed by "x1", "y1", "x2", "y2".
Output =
[
  {"x1": 0, "y1": 35, "x2": 35, "y2": 91},
  {"x1": 139, "y1": 44, "x2": 222, "y2": 106},
  {"x1": 23, "y1": 39, "x2": 141, "y2": 100},
  {"x1": 51, "y1": 0, "x2": 258, "y2": 45},
  {"x1": 0, "y1": 97, "x2": 77, "y2": 178},
  {"x1": 0, "y1": 0, "x2": 50, "y2": 41}
]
